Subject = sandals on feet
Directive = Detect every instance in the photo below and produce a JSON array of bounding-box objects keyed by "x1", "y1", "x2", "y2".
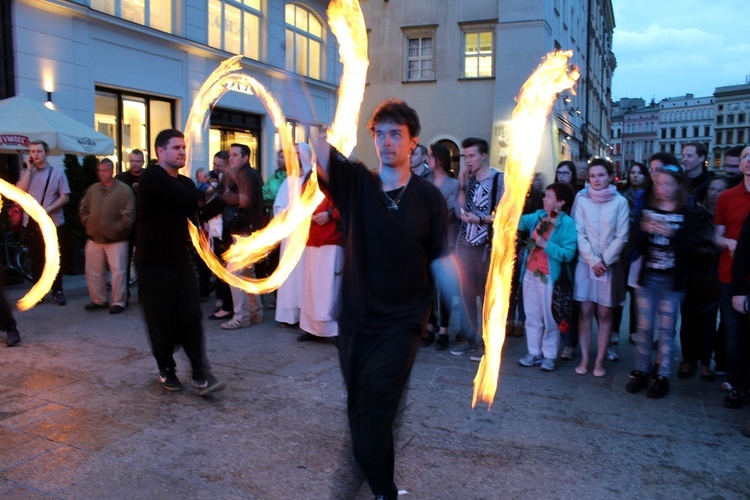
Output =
[{"x1": 208, "y1": 309, "x2": 233, "y2": 320}]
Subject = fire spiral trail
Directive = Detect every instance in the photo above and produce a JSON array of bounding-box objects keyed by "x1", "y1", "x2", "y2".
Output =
[
  {"x1": 473, "y1": 51, "x2": 579, "y2": 408},
  {"x1": 0, "y1": 181, "x2": 59, "y2": 310},
  {"x1": 185, "y1": 0, "x2": 367, "y2": 293}
]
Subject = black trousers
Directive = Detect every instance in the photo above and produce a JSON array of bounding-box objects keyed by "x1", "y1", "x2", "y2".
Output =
[
  {"x1": 0, "y1": 287, "x2": 17, "y2": 331},
  {"x1": 140, "y1": 262, "x2": 210, "y2": 379},
  {"x1": 212, "y1": 237, "x2": 233, "y2": 311},
  {"x1": 28, "y1": 224, "x2": 63, "y2": 293},
  {"x1": 338, "y1": 326, "x2": 420, "y2": 498}
]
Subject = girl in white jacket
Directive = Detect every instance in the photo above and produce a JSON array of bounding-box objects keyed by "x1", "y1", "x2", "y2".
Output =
[{"x1": 572, "y1": 158, "x2": 630, "y2": 377}]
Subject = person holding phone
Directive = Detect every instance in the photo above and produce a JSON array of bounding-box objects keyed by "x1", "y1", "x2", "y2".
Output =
[{"x1": 15, "y1": 140, "x2": 70, "y2": 305}]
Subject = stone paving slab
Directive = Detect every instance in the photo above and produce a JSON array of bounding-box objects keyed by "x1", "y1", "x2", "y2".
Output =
[{"x1": 0, "y1": 275, "x2": 749, "y2": 498}]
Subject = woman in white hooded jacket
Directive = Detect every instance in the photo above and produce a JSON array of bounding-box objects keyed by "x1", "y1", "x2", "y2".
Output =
[{"x1": 572, "y1": 158, "x2": 630, "y2": 377}]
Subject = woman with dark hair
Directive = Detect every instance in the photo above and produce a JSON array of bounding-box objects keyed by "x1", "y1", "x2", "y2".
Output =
[
  {"x1": 620, "y1": 162, "x2": 651, "y2": 216},
  {"x1": 422, "y1": 142, "x2": 460, "y2": 350},
  {"x1": 572, "y1": 158, "x2": 629, "y2": 377},
  {"x1": 625, "y1": 163, "x2": 698, "y2": 398},
  {"x1": 555, "y1": 161, "x2": 579, "y2": 193},
  {"x1": 516, "y1": 182, "x2": 577, "y2": 372},
  {"x1": 611, "y1": 162, "x2": 652, "y2": 347},
  {"x1": 554, "y1": 161, "x2": 581, "y2": 359}
]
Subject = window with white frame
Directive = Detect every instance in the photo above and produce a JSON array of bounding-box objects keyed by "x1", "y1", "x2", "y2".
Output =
[
  {"x1": 285, "y1": 4, "x2": 324, "y2": 80},
  {"x1": 208, "y1": 0, "x2": 261, "y2": 60},
  {"x1": 402, "y1": 26, "x2": 436, "y2": 81},
  {"x1": 90, "y1": 0, "x2": 173, "y2": 33},
  {"x1": 461, "y1": 23, "x2": 495, "y2": 78}
]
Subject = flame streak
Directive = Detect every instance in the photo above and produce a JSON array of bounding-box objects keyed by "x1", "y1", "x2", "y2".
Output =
[
  {"x1": 0, "y1": 180, "x2": 59, "y2": 310},
  {"x1": 184, "y1": 56, "x2": 321, "y2": 293},
  {"x1": 326, "y1": 0, "x2": 369, "y2": 155},
  {"x1": 184, "y1": 0, "x2": 368, "y2": 294},
  {"x1": 473, "y1": 51, "x2": 580, "y2": 408}
]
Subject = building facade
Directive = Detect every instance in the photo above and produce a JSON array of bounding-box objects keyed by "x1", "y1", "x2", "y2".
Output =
[
  {"x1": 713, "y1": 83, "x2": 750, "y2": 167},
  {"x1": 357, "y1": 0, "x2": 615, "y2": 178},
  {"x1": 618, "y1": 99, "x2": 658, "y2": 172},
  {"x1": 3, "y1": 0, "x2": 343, "y2": 177},
  {"x1": 658, "y1": 93, "x2": 714, "y2": 163}
]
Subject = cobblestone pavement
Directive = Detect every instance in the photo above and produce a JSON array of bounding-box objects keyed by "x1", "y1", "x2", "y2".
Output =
[{"x1": 1, "y1": 275, "x2": 749, "y2": 498}]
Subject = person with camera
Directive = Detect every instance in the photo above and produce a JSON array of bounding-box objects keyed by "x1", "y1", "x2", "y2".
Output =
[{"x1": 217, "y1": 143, "x2": 264, "y2": 330}]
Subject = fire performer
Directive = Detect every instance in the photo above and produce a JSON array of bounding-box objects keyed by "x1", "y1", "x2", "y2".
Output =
[
  {"x1": 315, "y1": 99, "x2": 455, "y2": 499},
  {"x1": 136, "y1": 129, "x2": 224, "y2": 396}
]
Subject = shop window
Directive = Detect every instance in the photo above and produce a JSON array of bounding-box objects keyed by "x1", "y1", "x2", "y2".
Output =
[{"x1": 95, "y1": 87, "x2": 175, "y2": 172}]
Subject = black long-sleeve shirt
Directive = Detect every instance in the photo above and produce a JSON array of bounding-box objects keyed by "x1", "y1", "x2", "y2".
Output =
[{"x1": 136, "y1": 165, "x2": 199, "y2": 268}]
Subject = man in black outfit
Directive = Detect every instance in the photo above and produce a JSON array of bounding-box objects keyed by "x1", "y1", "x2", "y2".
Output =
[
  {"x1": 116, "y1": 149, "x2": 146, "y2": 294},
  {"x1": 136, "y1": 129, "x2": 224, "y2": 396},
  {"x1": 315, "y1": 99, "x2": 452, "y2": 499}
]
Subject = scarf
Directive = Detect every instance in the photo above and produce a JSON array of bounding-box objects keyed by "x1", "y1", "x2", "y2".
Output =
[{"x1": 586, "y1": 184, "x2": 617, "y2": 204}]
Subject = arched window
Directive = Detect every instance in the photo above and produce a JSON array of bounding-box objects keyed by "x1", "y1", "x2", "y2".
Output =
[{"x1": 286, "y1": 4, "x2": 324, "y2": 80}]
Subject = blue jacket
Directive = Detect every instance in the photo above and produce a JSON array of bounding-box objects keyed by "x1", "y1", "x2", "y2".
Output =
[{"x1": 518, "y1": 209, "x2": 577, "y2": 284}]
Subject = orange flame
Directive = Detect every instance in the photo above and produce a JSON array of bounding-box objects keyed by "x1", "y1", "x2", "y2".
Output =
[
  {"x1": 326, "y1": 0, "x2": 369, "y2": 155},
  {"x1": 0, "y1": 180, "x2": 59, "y2": 310},
  {"x1": 473, "y1": 51, "x2": 580, "y2": 408},
  {"x1": 184, "y1": 0, "x2": 368, "y2": 293}
]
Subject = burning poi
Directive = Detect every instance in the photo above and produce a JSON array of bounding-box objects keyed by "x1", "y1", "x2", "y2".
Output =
[
  {"x1": 473, "y1": 51, "x2": 579, "y2": 408},
  {"x1": 184, "y1": 0, "x2": 577, "y2": 409},
  {"x1": 184, "y1": 0, "x2": 367, "y2": 294},
  {"x1": 0, "y1": 181, "x2": 59, "y2": 310}
]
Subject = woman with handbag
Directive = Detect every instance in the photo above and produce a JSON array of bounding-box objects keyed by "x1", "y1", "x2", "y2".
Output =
[{"x1": 517, "y1": 182, "x2": 577, "y2": 372}]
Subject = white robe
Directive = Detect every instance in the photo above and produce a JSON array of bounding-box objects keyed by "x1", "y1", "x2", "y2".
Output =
[
  {"x1": 300, "y1": 245, "x2": 343, "y2": 337},
  {"x1": 274, "y1": 177, "x2": 305, "y2": 324}
]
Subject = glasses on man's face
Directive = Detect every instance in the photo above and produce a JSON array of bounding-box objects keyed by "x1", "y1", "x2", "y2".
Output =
[{"x1": 742, "y1": 155, "x2": 750, "y2": 161}]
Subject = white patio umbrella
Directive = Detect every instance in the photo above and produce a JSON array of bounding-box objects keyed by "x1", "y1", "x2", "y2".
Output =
[{"x1": 0, "y1": 95, "x2": 114, "y2": 156}]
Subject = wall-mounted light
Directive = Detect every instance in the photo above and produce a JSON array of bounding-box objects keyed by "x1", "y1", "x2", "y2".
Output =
[
  {"x1": 44, "y1": 91, "x2": 53, "y2": 109},
  {"x1": 564, "y1": 95, "x2": 572, "y2": 104}
]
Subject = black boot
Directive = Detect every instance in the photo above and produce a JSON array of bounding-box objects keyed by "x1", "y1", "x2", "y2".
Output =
[
  {"x1": 647, "y1": 375, "x2": 670, "y2": 399},
  {"x1": 5, "y1": 328, "x2": 20, "y2": 347},
  {"x1": 435, "y1": 333, "x2": 449, "y2": 351},
  {"x1": 625, "y1": 369, "x2": 648, "y2": 393}
]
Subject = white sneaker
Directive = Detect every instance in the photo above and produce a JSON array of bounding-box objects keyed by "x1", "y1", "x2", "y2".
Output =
[
  {"x1": 540, "y1": 358, "x2": 556, "y2": 371},
  {"x1": 560, "y1": 346, "x2": 575, "y2": 360},
  {"x1": 221, "y1": 318, "x2": 251, "y2": 330},
  {"x1": 606, "y1": 346, "x2": 619, "y2": 361},
  {"x1": 519, "y1": 353, "x2": 543, "y2": 367}
]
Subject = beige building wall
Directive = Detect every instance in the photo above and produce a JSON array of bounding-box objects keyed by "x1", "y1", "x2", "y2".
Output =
[{"x1": 357, "y1": 0, "x2": 613, "y2": 185}]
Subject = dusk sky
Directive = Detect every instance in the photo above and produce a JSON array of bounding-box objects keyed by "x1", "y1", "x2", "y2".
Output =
[{"x1": 611, "y1": 0, "x2": 750, "y2": 102}]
